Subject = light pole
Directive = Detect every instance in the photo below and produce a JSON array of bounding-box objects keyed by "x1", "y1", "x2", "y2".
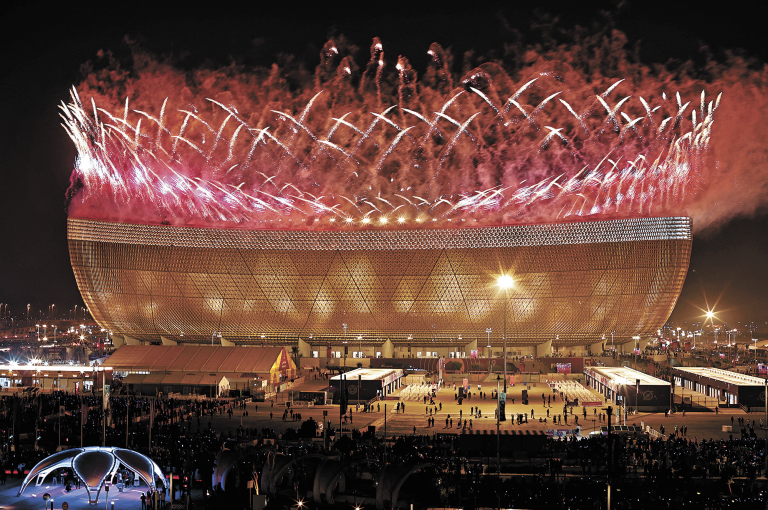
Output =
[
  {"x1": 486, "y1": 328, "x2": 492, "y2": 359},
  {"x1": 211, "y1": 331, "x2": 221, "y2": 346},
  {"x1": 497, "y1": 274, "x2": 513, "y2": 392},
  {"x1": 342, "y1": 323, "x2": 347, "y2": 366},
  {"x1": 632, "y1": 336, "x2": 640, "y2": 368},
  {"x1": 358, "y1": 335, "x2": 362, "y2": 360},
  {"x1": 496, "y1": 374, "x2": 501, "y2": 500}
]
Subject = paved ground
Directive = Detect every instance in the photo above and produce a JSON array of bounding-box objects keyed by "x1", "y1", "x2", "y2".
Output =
[
  {"x1": 186, "y1": 378, "x2": 756, "y2": 441},
  {"x1": 0, "y1": 475, "x2": 190, "y2": 510},
  {"x1": 0, "y1": 379, "x2": 761, "y2": 509}
]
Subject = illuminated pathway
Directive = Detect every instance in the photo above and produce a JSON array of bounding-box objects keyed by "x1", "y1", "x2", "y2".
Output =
[{"x1": 192, "y1": 378, "x2": 750, "y2": 441}]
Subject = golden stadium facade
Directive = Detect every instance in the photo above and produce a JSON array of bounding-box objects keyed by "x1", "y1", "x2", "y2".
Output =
[{"x1": 67, "y1": 216, "x2": 691, "y2": 347}]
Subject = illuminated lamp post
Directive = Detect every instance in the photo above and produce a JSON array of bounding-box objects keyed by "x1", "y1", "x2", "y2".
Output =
[
  {"x1": 486, "y1": 328, "x2": 492, "y2": 359},
  {"x1": 497, "y1": 274, "x2": 513, "y2": 392}
]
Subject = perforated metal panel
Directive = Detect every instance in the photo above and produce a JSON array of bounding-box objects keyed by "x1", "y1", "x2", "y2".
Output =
[{"x1": 68, "y1": 217, "x2": 692, "y2": 347}]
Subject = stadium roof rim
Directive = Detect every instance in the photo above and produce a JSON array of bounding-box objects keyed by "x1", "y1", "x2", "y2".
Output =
[{"x1": 68, "y1": 216, "x2": 691, "y2": 251}]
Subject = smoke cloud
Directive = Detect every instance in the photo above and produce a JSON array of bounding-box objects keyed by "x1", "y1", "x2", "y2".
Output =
[{"x1": 63, "y1": 28, "x2": 768, "y2": 233}]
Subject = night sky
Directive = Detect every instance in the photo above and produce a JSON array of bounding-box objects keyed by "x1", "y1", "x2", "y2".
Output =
[{"x1": 1, "y1": 1, "x2": 766, "y2": 330}]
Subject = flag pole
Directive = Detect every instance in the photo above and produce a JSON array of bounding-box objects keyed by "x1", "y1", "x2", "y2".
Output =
[
  {"x1": 149, "y1": 399, "x2": 154, "y2": 451},
  {"x1": 102, "y1": 370, "x2": 106, "y2": 447}
]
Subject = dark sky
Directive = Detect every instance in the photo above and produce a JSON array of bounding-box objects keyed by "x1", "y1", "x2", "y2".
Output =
[{"x1": 0, "y1": 1, "x2": 766, "y2": 328}]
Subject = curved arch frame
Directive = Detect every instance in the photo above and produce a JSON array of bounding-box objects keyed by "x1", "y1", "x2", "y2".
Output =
[
  {"x1": 17, "y1": 447, "x2": 167, "y2": 503},
  {"x1": 17, "y1": 449, "x2": 83, "y2": 496},
  {"x1": 320, "y1": 459, "x2": 382, "y2": 505},
  {"x1": 375, "y1": 463, "x2": 436, "y2": 510},
  {"x1": 73, "y1": 450, "x2": 118, "y2": 504},
  {"x1": 268, "y1": 453, "x2": 328, "y2": 494},
  {"x1": 390, "y1": 463, "x2": 436, "y2": 509}
]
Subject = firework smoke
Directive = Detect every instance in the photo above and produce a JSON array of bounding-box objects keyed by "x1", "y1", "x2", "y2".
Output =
[{"x1": 62, "y1": 32, "x2": 768, "y2": 233}]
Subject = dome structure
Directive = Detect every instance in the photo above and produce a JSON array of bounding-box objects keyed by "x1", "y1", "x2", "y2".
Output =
[{"x1": 18, "y1": 447, "x2": 167, "y2": 503}]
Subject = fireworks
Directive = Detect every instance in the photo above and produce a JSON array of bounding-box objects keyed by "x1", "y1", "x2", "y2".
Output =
[{"x1": 61, "y1": 39, "x2": 719, "y2": 230}]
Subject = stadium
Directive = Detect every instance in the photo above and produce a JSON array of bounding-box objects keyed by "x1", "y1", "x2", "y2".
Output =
[{"x1": 68, "y1": 215, "x2": 691, "y2": 358}]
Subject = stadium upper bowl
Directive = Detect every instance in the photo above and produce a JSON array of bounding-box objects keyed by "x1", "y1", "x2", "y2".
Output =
[{"x1": 67, "y1": 216, "x2": 691, "y2": 347}]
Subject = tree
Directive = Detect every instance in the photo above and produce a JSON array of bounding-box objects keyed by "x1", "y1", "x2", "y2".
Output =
[
  {"x1": 290, "y1": 345, "x2": 302, "y2": 370},
  {"x1": 445, "y1": 361, "x2": 462, "y2": 371},
  {"x1": 300, "y1": 417, "x2": 318, "y2": 438}
]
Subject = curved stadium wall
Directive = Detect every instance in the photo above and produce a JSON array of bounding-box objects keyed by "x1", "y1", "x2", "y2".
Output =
[{"x1": 67, "y1": 217, "x2": 692, "y2": 347}]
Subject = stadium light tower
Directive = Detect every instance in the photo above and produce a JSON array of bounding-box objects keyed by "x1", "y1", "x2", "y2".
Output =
[{"x1": 497, "y1": 274, "x2": 513, "y2": 392}]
